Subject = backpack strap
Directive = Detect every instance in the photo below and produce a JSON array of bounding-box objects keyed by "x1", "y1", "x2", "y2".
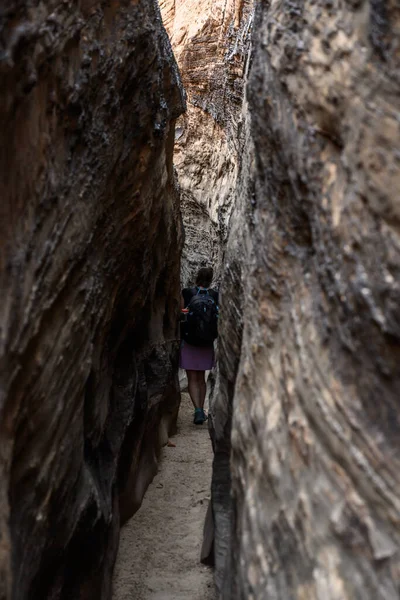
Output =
[{"x1": 196, "y1": 286, "x2": 209, "y2": 295}]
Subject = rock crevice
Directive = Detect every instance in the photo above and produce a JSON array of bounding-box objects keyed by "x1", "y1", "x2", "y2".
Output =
[{"x1": 160, "y1": 0, "x2": 254, "y2": 285}]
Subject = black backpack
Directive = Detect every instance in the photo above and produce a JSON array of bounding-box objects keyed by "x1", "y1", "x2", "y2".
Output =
[{"x1": 183, "y1": 288, "x2": 218, "y2": 347}]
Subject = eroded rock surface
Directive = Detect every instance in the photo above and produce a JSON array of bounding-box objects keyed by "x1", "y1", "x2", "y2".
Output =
[
  {"x1": 159, "y1": 0, "x2": 254, "y2": 284},
  {"x1": 0, "y1": 1, "x2": 184, "y2": 598},
  {"x1": 213, "y1": 0, "x2": 400, "y2": 597}
]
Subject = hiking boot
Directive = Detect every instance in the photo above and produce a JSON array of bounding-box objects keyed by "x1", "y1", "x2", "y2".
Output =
[{"x1": 194, "y1": 408, "x2": 206, "y2": 425}]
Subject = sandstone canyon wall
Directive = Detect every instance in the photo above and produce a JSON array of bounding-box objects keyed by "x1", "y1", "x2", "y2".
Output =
[
  {"x1": 0, "y1": 1, "x2": 185, "y2": 599},
  {"x1": 159, "y1": 0, "x2": 254, "y2": 285},
  {"x1": 212, "y1": 0, "x2": 400, "y2": 598}
]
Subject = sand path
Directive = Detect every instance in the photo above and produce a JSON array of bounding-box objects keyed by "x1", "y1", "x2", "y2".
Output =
[{"x1": 112, "y1": 393, "x2": 216, "y2": 600}]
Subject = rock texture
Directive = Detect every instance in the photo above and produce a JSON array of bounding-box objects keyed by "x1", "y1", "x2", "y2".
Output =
[
  {"x1": 212, "y1": 0, "x2": 400, "y2": 597},
  {"x1": 159, "y1": 0, "x2": 254, "y2": 285},
  {"x1": 0, "y1": 1, "x2": 184, "y2": 599}
]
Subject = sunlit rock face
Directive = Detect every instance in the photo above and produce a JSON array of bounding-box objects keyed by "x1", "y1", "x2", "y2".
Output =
[
  {"x1": 159, "y1": 0, "x2": 254, "y2": 285},
  {"x1": 0, "y1": 1, "x2": 184, "y2": 598},
  {"x1": 214, "y1": 0, "x2": 400, "y2": 597}
]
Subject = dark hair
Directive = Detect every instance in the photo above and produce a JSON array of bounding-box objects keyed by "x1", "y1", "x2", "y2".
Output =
[{"x1": 195, "y1": 267, "x2": 213, "y2": 288}]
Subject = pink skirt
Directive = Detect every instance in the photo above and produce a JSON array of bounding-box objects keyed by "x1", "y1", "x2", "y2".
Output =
[{"x1": 180, "y1": 341, "x2": 215, "y2": 371}]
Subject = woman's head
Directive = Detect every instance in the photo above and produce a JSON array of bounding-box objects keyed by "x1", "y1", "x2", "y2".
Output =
[{"x1": 195, "y1": 267, "x2": 213, "y2": 288}]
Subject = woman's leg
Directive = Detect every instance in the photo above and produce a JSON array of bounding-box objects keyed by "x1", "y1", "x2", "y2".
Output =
[
  {"x1": 187, "y1": 370, "x2": 207, "y2": 423},
  {"x1": 186, "y1": 370, "x2": 201, "y2": 409},
  {"x1": 197, "y1": 371, "x2": 207, "y2": 410}
]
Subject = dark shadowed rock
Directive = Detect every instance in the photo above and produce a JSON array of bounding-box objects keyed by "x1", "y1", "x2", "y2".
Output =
[
  {"x1": 0, "y1": 1, "x2": 185, "y2": 598},
  {"x1": 213, "y1": 0, "x2": 400, "y2": 597}
]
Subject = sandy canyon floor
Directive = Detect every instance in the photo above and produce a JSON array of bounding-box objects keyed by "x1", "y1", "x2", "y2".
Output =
[{"x1": 113, "y1": 393, "x2": 216, "y2": 600}]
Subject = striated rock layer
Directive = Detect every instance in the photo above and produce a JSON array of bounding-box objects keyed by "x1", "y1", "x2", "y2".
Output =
[
  {"x1": 214, "y1": 0, "x2": 400, "y2": 597},
  {"x1": 0, "y1": 1, "x2": 185, "y2": 599},
  {"x1": 159, "y1": 0, "x2": 254, "y2": 285}
]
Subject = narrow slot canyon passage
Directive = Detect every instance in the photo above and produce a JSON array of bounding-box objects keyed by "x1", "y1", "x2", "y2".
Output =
[
  {"x1": 1, "y1": 0, "x2": 400, "y2": 598},
  {"x1": 112, "y1": 394, "x2": 215, "y2": 600}
]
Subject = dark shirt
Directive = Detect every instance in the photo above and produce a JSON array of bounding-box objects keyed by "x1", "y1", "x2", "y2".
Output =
[{"x1": 182, "y1": 287, "x2": 219, "y2": 307}]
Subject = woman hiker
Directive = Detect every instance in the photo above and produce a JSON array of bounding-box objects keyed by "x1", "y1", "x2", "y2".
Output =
[{"x1": 180, "y1": 267, "x2": 219, "y2": 425}]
